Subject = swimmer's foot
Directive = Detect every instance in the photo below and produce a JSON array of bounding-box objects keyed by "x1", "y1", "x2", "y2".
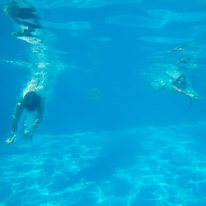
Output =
[{"x1": 5, "y1": 135, "x2": 16, "y2": 145}]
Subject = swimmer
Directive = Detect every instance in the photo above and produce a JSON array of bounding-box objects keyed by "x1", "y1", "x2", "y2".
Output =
[
  {"x1": 173, "y1": 75, "x2": 187, "y2": 90},
  {"x1": 5, "y1": 91, "x2": 43, "y2": 145},
  {"x1": 148, "y1": 64, "x2": 200, "y2": 99},
  {"x1": 4, "y1": 0, "x2": 41, "y2": 37}
]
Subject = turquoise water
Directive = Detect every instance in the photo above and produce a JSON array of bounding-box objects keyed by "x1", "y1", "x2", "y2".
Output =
[{"x1": 0, "y1": 0, "x2": 206, "y2": 205}]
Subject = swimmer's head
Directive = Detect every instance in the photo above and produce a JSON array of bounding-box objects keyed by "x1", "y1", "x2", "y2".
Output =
[
  {"x1": 23, "y1": 91, "x2": 41, "y2": 111},
  {"x1": 176, "y1": 75, "x2": 186, "y2": 84},
  {"x1": 4, "y1": 1, "x2": 18, "y2": 17},
  {"x1": 174, "y1": 75, "x2": 187, "y2": 90}
]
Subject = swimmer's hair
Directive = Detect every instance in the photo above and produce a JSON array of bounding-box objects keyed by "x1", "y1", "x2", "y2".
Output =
[
  {"x1": 23, "y1": 91, "x2": 41, "y2": 111},
  {"x1": 3, "y1": 1, "x2": 18, "y2": 16}
]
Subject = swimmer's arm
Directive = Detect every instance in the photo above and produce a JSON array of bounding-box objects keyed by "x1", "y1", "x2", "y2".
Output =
[
  {"x1": 23, "y1": 100, "x2": 43, "y2": 140},
  {"x1": 11, "y1": 99, "x2": 24, "y2": 136},
  {"x1": 172, "y1": 85, "x2": 199, "y2": 99},
  {"x1": 24, "y1": 100, "x2": 43, "y2": 140},
  {"x1": 31, "y1": 100, "x2": 44, "y2": 132},
  {"x1": 6, "y1": 99, "x2": 24, "y2": 145}
]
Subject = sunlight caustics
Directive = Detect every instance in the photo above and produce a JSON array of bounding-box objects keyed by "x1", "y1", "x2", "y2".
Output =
[{"x1": 1, "y1": 124, "x2": 206, "y2": 205}]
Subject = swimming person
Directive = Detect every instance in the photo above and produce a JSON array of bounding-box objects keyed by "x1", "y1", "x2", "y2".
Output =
[
  {"x1": 5, "y1": 91, "x2": 43, "y2": 144},
  {"x1": 147, "y1": 63, "x2": 200, "y2": 99},
  {"x1": 4, "y1": 0, "x2": 66, "y2": 145},
  {"x1": 4, "y1": 0, "x2": 41, "y2": 37}
]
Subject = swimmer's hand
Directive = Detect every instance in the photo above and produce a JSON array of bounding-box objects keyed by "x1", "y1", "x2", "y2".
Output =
[
  {"x1": 23, "y1": 130, "x2": 33, "y2": 141},
  {"x1": 5, "y1": 134, "x2": 16, "y2": 145}
]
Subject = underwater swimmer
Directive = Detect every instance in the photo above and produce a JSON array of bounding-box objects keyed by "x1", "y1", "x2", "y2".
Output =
[
  {"x1": 5, "y1": 91, "x2": 43, "y2": 145},
  {"x1": 4, "y1": 1, "x2": 36, "y2": 20},
  {"x1": 4, "y1": 0, "x2": 41, "y2": 37}
]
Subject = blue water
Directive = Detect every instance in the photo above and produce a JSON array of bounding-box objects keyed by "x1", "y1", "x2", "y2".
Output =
[{"x1": 1, "y1": 0, "x2": 206, "y2": 205}]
